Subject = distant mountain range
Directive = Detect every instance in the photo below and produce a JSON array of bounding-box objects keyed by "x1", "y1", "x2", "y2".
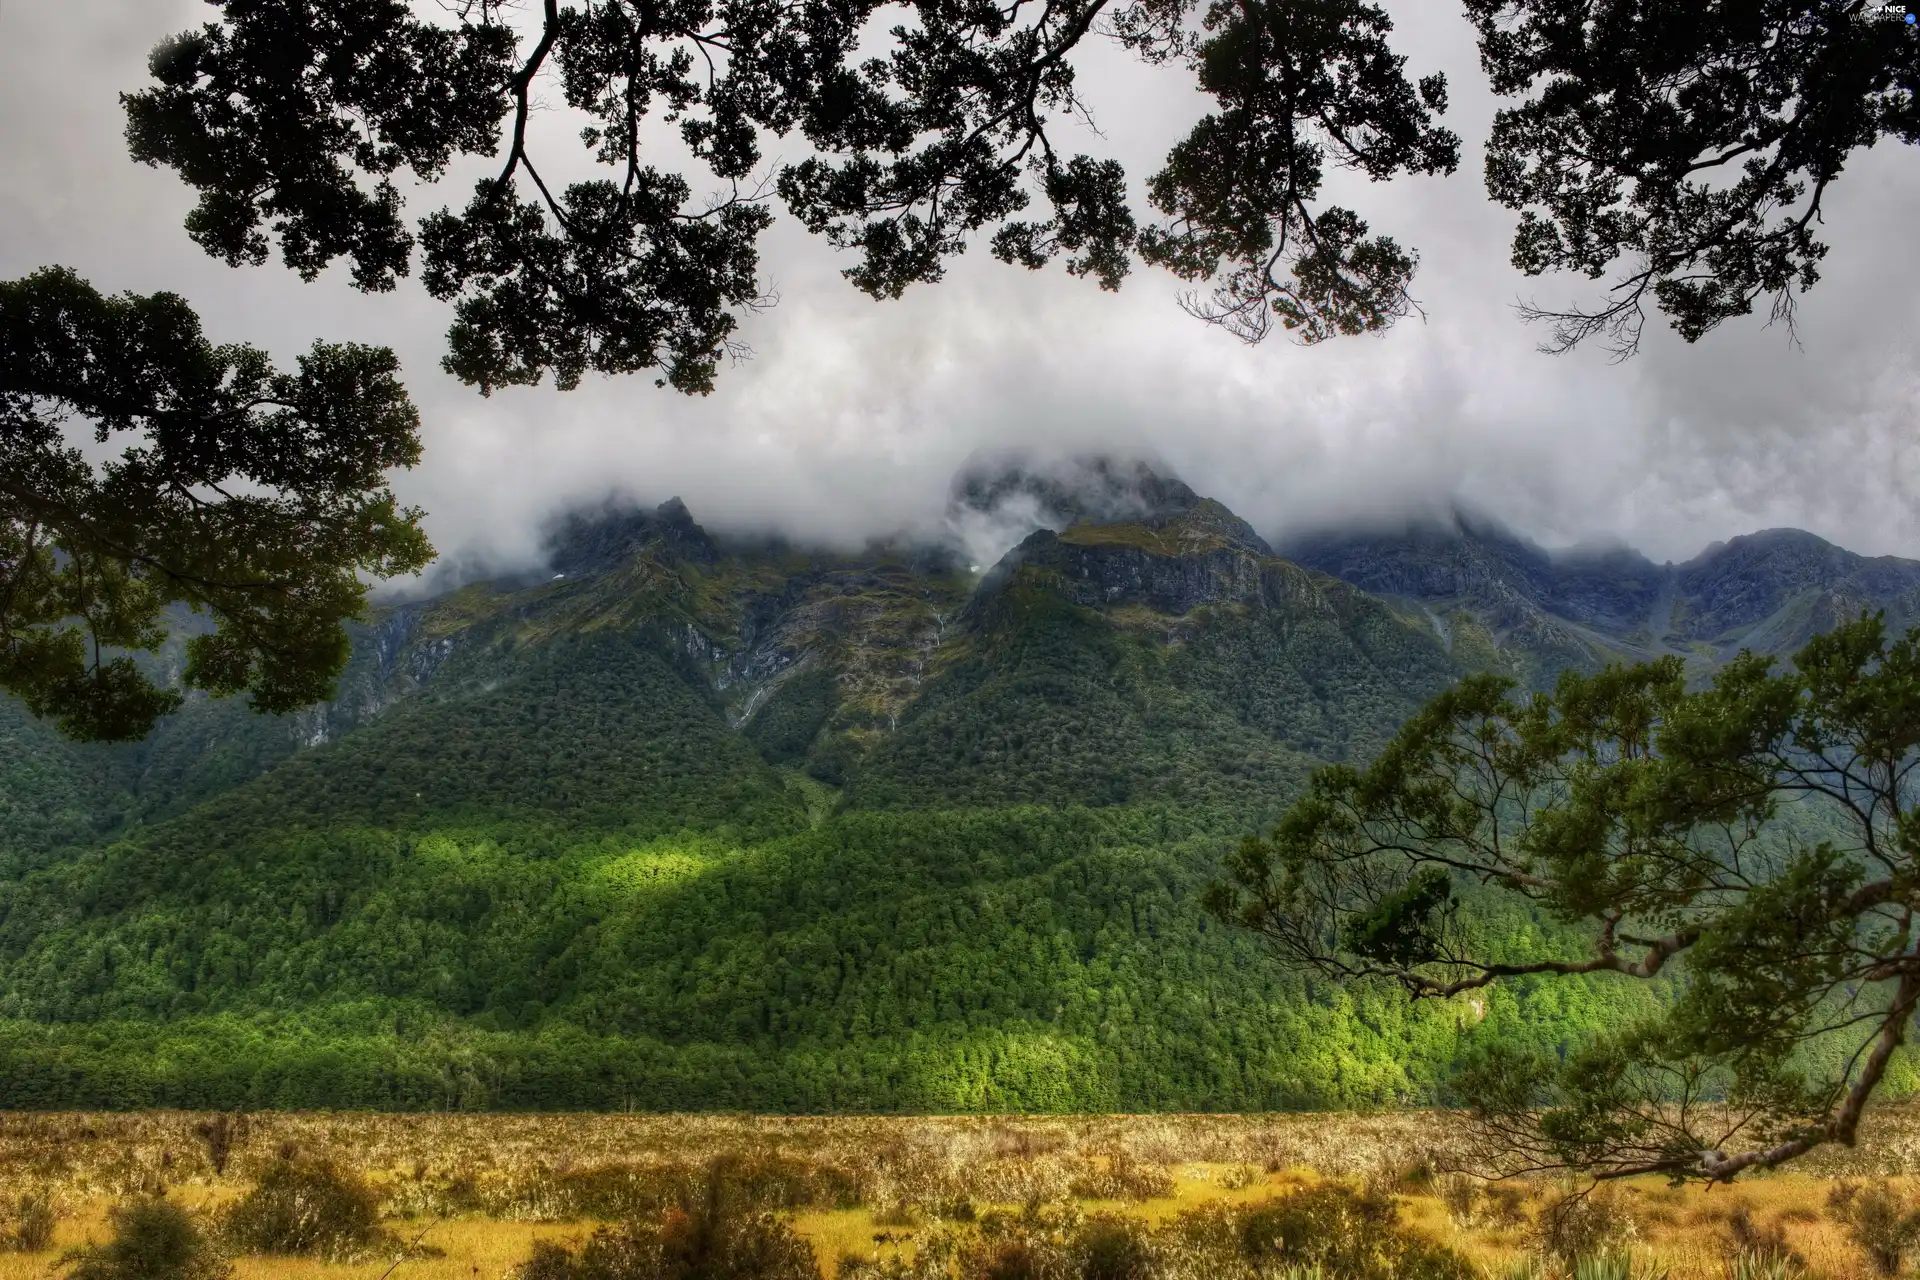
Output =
[
  {"x1": 1284, "y1": 508, "x2": 1920, "y2": 687},
  {"x1": 0, "y1": 455, "x2": 1912, "y2": 1112}
]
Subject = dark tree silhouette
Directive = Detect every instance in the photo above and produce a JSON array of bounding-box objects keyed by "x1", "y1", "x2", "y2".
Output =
[
  {"x1": 120, "y1": 1, "x2": 1918, "y2": 383},
  {"x1": 1468, "y1": 0, "x2": 1920, "y2": 357},
  {"x1": 0, "y1": 268, "x2": 432, "y2": 742},
  {"x1": 120, "y1": 0, "x2": 1460, "y2": 393}
]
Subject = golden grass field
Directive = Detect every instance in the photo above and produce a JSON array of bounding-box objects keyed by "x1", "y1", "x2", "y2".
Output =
[{"x1": 4, "y1": 1111, "x2": 1920, "y2": 1280}]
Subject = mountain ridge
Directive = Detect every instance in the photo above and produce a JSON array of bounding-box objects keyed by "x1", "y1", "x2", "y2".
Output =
[{"x1": 0, "y1": 459, "x2": 1912, "y2": 1112}]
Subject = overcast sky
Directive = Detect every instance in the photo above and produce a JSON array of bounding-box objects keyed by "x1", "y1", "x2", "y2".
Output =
[{"x1": 5, "y1": 0, "x2": 1919, "y2": 585}]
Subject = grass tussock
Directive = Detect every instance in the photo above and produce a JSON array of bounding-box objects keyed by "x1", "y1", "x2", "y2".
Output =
[
  {"x1": 3, "y1": 1190, "x2": 56, "y2": 1253},
  {"x1": 0, "y1": 1112, "x2": 1916, "y2": 1280},
  {"x1": 1828, "y1": 1181, "x2": 1920, "y2": 1277}
]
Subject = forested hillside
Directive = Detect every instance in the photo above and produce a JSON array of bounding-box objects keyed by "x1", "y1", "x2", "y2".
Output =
[{"x1": 0, "y1": 460, "x2": 1901, "y2": 1111}]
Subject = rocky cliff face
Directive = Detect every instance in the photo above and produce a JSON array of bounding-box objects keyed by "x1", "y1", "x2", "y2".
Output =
[
  {"x1": 1671, "y1": 529, "x2": 1920, "y2": 645},
  {"x1": 978, "y1": 497, "x2": 1283, "y2": 618}
]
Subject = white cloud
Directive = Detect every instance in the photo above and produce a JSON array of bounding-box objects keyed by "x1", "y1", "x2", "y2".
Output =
[{"x1": 3, "y1": 0, "x2": 1916, "y2": 588}]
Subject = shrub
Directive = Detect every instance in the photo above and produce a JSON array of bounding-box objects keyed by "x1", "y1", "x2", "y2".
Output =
[
  {"x1": 1483, "y1": 1183, "x2": 1533, "y2": 1229},
  {"x1": 1568, "y1": 1256, "x2": 1632, "y2": 1280},
  {"x1": 1436, "y1": 1175, "x2": 1481, "y2": 1228},
  {"x1": 1178, "y1": 1184, "x2": 1471, "y2": 1280},
  {"x1": 221, "y1": 1156, "x2": 388, "y2": 1262},
  {"x1": 1074, "y1": 1219, "x2": 1155, "y2": 1280},
  {"x1": 840, "y1": 1234, "x2": 958, "y2": 1280},
  {"x1": 191, "y1": 1115, "x2": 249, "y2": 1179},
  {"x1": 8, "y1": 1190, "x2": 57, "y2": 1252},
  {"x1": 1723, "y1": 1205, "x2": 1803, "y2": 1271},
  {"x1": 63, "y1": 1199, "x2": 229, "y2": 1280},
  {"x1": 1068, "y1": 1152, "x2": 1175, "y2": 1203},
  {"x1": 1725, "y1": 1252, "x2": 1804, "y2": 1280},
  {"x1": 1534, "y1": 1188, "x2": 1639, "y2": 1265},
  {"x1": 1830, "y1": 1181, "x2": 1920, "y2": 1277},
  {"x1": 1217, "y1": 1165, "x2": 1262, "y2": 1192},
  {"x1": 513, "y1": 1164, "x2": 819, "y2": 1280},
  {"x1": 985, "y1": 1240, "x2": 1065, "y2": 1280}
]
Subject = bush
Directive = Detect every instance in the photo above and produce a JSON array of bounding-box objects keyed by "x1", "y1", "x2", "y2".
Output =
[
  {"x1": 220, "y1": 1156, "x2": 388, "y2": 1262},
  {"x1": 1534, "y1": 1188, "x2": 1639, "y2": 1265},
  {"x1": 1075, "y1": 1219, "x2": 1156, "y2": 1280},
  {"x1": 1436, "y1": 1175, "x2": 1481, "y2": 1228},
  {"x1": 1230, "y1": 1183, "x2": 1471, "y2": 1280},
  {"x1": 1723, "y1": 1204, "x2": 1803, "y2": 1272},
  {"x1": 1068, "y1": 1152, "x2": 1175, "y2": 1203},
  {"x1": 1724, "y1": 1253, "x2": 1804, "y2": 1280},
  {"x1": 513, "y1": 1164, "x2": 819, "y2": 1280},
  {"x1": 63, "y1": 1199, "x2": 228, "y2": 1280},
  {"x1": 8, "y1": 1190, "x2": 57, "y2": 1252},
  {"x1": 191, "y1": 1115, "x2": 249, "y2": 1178},
  {"x1": 1567, "y1": 1256, "x2": 1631, "y2": 1280},
  {"x1": 1829, "y1": 1181, "x2": 1920, "y2": 1277}
]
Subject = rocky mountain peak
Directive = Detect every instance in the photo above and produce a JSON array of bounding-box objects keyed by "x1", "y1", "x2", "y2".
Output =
[
  {"x1": 544, "y1": 496, "x2": 721, "y2": 575},
  {"x1": 949, "y1": 452, "x2": 1201, "y2": 526},
  {"x1": 945, "y1": 451, "x2": 1205, "y2": 570}
]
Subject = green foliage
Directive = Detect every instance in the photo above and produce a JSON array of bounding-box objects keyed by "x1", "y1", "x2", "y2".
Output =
[
  {"x1": 1340, "y1": 868, "x2": 1453, "y2": 970},
  {"x1": 1217, "y1": 612, "x2": 1920, "y2": 1180},
  {"x1": 63, "y1": 1198, "x2": 229, "y2": 1280},
  {"x1": 851, "y1": 561, "x2": 1457, "y2": 814},
  {"x1": 745, "y1": 668, "x2": 838, "y2": 768},
  {"x1": 0, "y1": 798, "x2": 1646, "y2": 1111},
  {"x1": 220, "y1": 1156, "x2": 387, "y2": 1261},
  {"x1": 0, "y1": 479, "x2": 1773, "y2": 1115},
  {"x1": 0, "y1": 267, "x2": 432, "y2": 742}
]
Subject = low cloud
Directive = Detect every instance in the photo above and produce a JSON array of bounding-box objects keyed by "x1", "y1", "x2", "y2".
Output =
[{"x1": 4, "y1": 0, "x2": 1916, "y2": 594}]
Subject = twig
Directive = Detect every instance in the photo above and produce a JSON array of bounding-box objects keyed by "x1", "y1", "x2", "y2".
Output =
[{"x1": 375, "y1": 1215, "x2": 444, "y2": 1280}]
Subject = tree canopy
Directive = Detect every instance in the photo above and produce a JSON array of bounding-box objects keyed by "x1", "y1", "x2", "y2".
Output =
[
  {"x1": 1210, "y1": 612, "x2": 1920, "y2": 1182},
  {"x1": 120, "y1": 0, "x2": 1917, "y2": 385},
  {"x1": 0, "y1": 267, "x2": 433, "y2": 742}
]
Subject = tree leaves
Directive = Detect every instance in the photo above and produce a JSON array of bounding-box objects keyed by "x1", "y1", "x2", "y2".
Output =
[
  {"x1": 123, "y1": 0, "x2": 1461, "y2": 389},
  {"x1": 1218, "y1": 612, "x2": 1920, "y2": 1180},
  {"x1": 1468, "y1": 0, "x2": 1920, "y2": 356},
  {"x1": 0, "y1": 268, "x2": 433, "y2": 742}
]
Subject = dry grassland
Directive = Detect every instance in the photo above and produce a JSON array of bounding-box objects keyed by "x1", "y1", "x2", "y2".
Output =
[{"x1": 4, "y1": 1111, "x2": 1920, "y2": 1280}]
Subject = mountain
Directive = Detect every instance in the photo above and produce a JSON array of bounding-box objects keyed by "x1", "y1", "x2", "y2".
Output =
[
  {"x1": 1283, "y1": 508, "x2": 1920, "y2": 686},
  {"x1": 0, "y1": 461, "x2": 1900, "y2": 1112}
]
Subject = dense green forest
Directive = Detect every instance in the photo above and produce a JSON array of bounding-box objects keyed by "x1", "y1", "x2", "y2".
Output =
[
  {"x1": 3, "y1": 481, "x2": 1912, "y2": 1112},
  {"x1": 0, "y1": 594, "x2": 1639, "y2": 1110},
  {"x1": 0, "y1": 803, "x2": 1658, "y2": 1111}
]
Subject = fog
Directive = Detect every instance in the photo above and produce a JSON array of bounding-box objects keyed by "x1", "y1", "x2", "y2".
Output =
[{"x1": 4, "y1": 0, "x2": 1917, "y2": 590}]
